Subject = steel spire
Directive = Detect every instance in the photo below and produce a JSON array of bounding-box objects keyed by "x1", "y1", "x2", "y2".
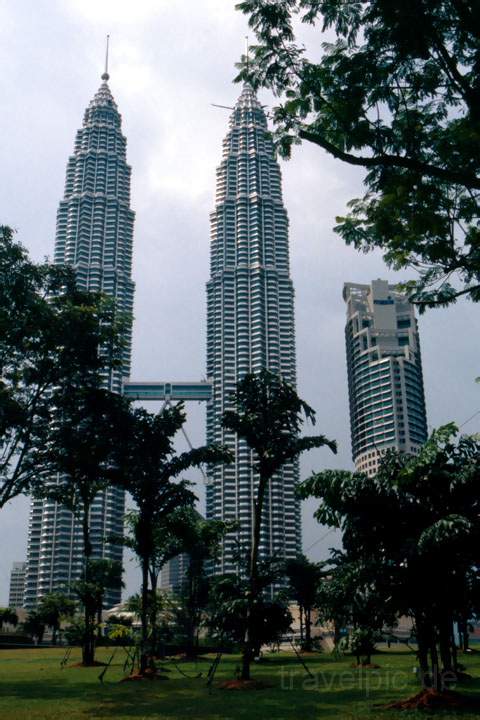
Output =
[{"x1": 102, "y1": 34, "x2": 110, "y2": 81}]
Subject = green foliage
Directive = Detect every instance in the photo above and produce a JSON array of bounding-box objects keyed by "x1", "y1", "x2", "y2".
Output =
[
  {"x1": 72, "y1": 559, "x2": 123, "y2": 619},
  {"x1": 63, "y1": 617, "x2": 86, "y2": 647},
  {"x1": 299, "y1": 424, "x2": 480, "y2": 689},
  {"x1": 236, "y1": 2, "x2": 480, "y2": 308},
  {"x1": 21, "y1": 610, "x2": 45, "y2": 643},
  {"x1": 113, "y1": 402, "x2": 231, "y2": 673},
  {"x1": 20, "y1": 278, "x2": 130, "y2": 665},
  {"x1": 172, "y1": 509, "x2": 234, "y2": 655},
  {"x1": 37, "y1": 593, "x2": 75, "y2": 643},
  {"x1": 284, "y1": 554, "x2": 325, "y2": 650},
  {"x1": 348, "y1": 627, "x2": 381, "y2": 665},
  {"x1": 0, "y1": 607, "x2": 18, "y2": 630},
  {"x1": 223, "y1": 369, "x2": 336, "y2": 480},
  {"x1": 208, "y1": 570, "x2": 292, "y2": 654},
  {"x1": 106, "y1": 622, "x2": 134, "y2": 644},
  {"x1": 222, "y1": 369, "x2": 335, "y2": 679},
  {"x1": 0, "y1": 226, "x2": 76, "y2": 507}
]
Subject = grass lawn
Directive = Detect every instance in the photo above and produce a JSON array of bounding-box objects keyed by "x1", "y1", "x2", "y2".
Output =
[{"x1": 1, "y1": 646, "x2": 480, "y2": 719}]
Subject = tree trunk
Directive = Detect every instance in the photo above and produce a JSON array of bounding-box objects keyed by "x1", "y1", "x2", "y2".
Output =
[
  {"x1": 299, "y1": 605, "x2": 304, "y2": 645},
  {"x1": 458, "y1": 616, "x2": 470, "y2": 652},
  {"x1": 97, "y1": 604, "x2": 103, "y2": 640},
  {"x1": 241, "y1": 474, "x2": 268, "y2": 681},
  {"x1": 416, "y1": 617, "x2": 431, "y2": 689},
  {"x1": 139, "y1": 555, "x2": 150, "y2": 675},
  {"x1": 148, "y1": 569, "x2": 159, "y2": 657},
  {"x1": 185, "y1": 569, "x2": 197, "y2": 659},
  {"x1": 81, "y1": 503, "x2": 95, "y2": 666},
  {"x1": 333, "y1": 621, "x2": 341, "y2": 650},
  {"x1": 304, "y1": 607, "x2": 312, "y2": 652},
  {"x1": 451, "y1": 623, "x2": 459, "y2": 672},
  {"x1": 439, "y1": 615, "x2": 453, "y2": 674},
  {"x1": 431, "y1": 638, "x2": 441, "y2": 691}
]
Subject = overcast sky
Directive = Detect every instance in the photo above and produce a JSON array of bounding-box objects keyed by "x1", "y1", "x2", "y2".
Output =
[{"x1": 1, "y1": 0, "x2": 479, "y2": 604}]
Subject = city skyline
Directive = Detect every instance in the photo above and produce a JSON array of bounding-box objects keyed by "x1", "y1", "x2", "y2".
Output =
[{"x1": 0, "y1": 1, "x2": 479, "y2": 603}]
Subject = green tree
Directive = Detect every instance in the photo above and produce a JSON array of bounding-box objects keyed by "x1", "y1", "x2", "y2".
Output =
[
  {"x1": 284, "y1": 555, "x2": 324, "y2": 651},
  {"x1": 173, "y1": 510, "x2": 233, "y2": 658},
  {"x1": 72, "y1": 559, "x2": 124, "y2": 645},
  {"x1": 112, "y1": 509, "x2": 188, "y2": 655},
  {"x1": 22, "y1": 610, "x2": 45, "y2": 644},
  {"x1": 237, "y1": 1, "x2": 480, "y2": 308},
  {"x1": 222, "y1": 369, "x2": 336, "y2": 680},
  {"x1": 114, "y1": 403, "x2": 231, "y2": 675},
  {"x1": 37, "y1": 593, "x2": 75, "y2": 644},
  {"x1": 0, "y1": 607, "x2": 18, "y2": 631},
  {"x1": 29, "y1": 289, "x2": 129, "y2": 666},
  {"x1": 208, "y1": 565, "x2": 292, "y2": 657},
  {"x1": 317, "y1": 553, "x2": 394, "y2": 664},
  {"x1": 298, "y1": 425, "x2": 480, "y2": 696},
  {"x1": 0, "y1": 226, "x2": 76, "y2": 507}
]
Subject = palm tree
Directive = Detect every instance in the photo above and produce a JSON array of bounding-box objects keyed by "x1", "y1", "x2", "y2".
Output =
[
  {"x1": 72, "y1": 559, "x2": 124, "y2": 642},
  {"x1": 114, "y1": 403, "x2": 231, "y2": 675},
  {"x1": 111, "y1": 510, "x2": 185, "y2": 656},
  {"x1": 22, "y1": 610, "x2": 45, "y2": 644},
  {"x1": 285, "y1": 555, "x2": 324, "y2": 651},
  {"x1": 173, "y1": 509, "x2": 233, "y2": 658},
  {"x1": 0, "y1": 607, "x2": 18, "y2": 631},
  {"x1": 222, "y1": 369, "x2": 336, "y2": 680},
  {"x1": 37, "y1": 593, "x2": 75, "y2": 644}
]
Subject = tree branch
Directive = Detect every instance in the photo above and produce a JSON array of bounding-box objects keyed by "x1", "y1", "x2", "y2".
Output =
[
  {"x1": 413, "y1": 283, "x2": 480, "y2": 305},
  {"x1": 298, "y1": 128, "x2": 480, "y2": 189}
]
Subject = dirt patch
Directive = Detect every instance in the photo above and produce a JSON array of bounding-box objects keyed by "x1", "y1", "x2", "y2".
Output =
[
  {"x1": 69, "y1": 661, "x2": 107, "y2": 668},
  {"x1": 381, "y1": 688, "x2": 476, "y2": 711},
  {"x1": 218, "y1": 679, "x2": 273, "y2": 690}
]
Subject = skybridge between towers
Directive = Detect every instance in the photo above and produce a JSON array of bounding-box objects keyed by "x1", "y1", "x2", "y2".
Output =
[{"x1": 122, "y1": 380, "x2": 212, "y2": 402}]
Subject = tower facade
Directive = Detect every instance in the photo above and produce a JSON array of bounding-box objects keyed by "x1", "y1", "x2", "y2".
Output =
[
  {"x1": 344, "y1": 280, "x2": 428, "y2": 477},
  {"x1": 24, "y1": 70, "x2": 135, "y2": 608},
  {"x1": 206, "y1": 84, "x2": 300, "y2": 573},
  {"x1": 9, "y1": 562, "x2": 26, "y2": 609}
]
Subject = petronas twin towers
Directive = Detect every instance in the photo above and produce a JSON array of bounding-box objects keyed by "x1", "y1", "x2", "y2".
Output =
[
  {"x1": 25, "y1": 64, "x2": 300, "y2": 606},
  {"x1": 25, "y1": 69, "x2": 133, "y2": 607},
  {"x1": 206, "y1": 84, "x2": 300, "y2": 572}
]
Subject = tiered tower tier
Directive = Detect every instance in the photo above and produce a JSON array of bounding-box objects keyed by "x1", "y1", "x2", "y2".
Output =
[
  {"x1": 206, "y1": 84, "x2": 300, "y2": 574},
  {"x1": 24, "y1": 73, "x2": 135, "y2": 608}
]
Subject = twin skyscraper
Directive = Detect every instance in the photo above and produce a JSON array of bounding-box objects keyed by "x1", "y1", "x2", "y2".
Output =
[
  {"x1": 22, "y1": 62, "x2": 427, "y2": 609},
  {"x1": 24, "y1": 66, "x2": 301, "y2": 606}
]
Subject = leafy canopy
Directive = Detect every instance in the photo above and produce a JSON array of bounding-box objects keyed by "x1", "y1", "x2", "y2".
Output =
[
  {"x1": 223, "y1": 369, "x2": 336, "y2": 480},
  {"x1": 237, "y1": 1, "x2": 480, "y2": 309}
]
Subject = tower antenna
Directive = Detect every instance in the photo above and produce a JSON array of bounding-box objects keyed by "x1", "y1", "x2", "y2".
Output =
[
  {"x1": 245, "y1": 34, "x2": 249, "y2": 75},
  {"x1": 102, "y1": 35, "x2": 110, "y2": 81}
]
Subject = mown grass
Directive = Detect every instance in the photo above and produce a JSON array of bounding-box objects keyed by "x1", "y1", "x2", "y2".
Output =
[{"x1": 1, "y1": 646, "x2": 480, "y2": 719}]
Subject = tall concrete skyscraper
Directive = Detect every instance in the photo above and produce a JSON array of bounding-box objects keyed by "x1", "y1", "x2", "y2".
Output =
[
  {"x1": 9, "y1": 562, "x2": 26, "y2": 609},
  {"x1": 24, "y1": 64, "x2": 135, "y2": 608},
  {"x1": 206, "y1": 84, "x2": 300, "y2": 573},
  {"x1": 343, "y1": 280, "x2": 428, "y2": 477}
]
